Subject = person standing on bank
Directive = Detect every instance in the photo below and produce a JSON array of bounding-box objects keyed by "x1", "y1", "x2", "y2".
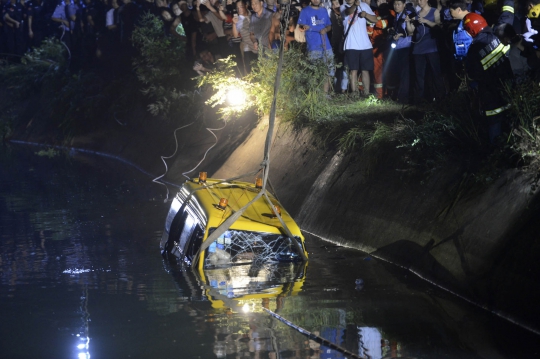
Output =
[
  {"x1": 340, "y1": 0, "x2": 380, "y2": 96},
  {"x1": 463, "y1": 12, "x2": 513, "y2": 143},
  {"x1": 298, "y1": 0, "x2": 334, "y2": 94},
  {"x1": 232, "y1": 0, "x2": 257, "y2": 74},
  {"x1": 249, "y1": 0, "x2": 273, "y2": 54},
  {"x1": 405, "y1": 0, "x2": 445, "y2": 104},
  {"x1": 386, "y1": 0, "x2": 412, "y2": 103}
]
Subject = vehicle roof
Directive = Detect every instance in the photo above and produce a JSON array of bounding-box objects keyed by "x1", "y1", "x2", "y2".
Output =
[{"x1": 178, "y1": 178, "x2": 304, "y2": 238}]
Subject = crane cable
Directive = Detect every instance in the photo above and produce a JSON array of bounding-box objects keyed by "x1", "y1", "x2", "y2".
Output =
[{"x1": 192, "y1": 4, "x2": 307, "y2": 266}]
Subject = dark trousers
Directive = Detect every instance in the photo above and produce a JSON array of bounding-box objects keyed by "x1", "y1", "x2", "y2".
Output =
[
  {"x1": 242, "y1": 51, "x2": 257, "y2": 74},
  {"x1": 413, "y1": 51, "x2": 445, "y2": 103},
  {"x1": 5, "y1": 25, "x2": 25, "y2": 58},
  {"x1": 30, "y1": 31, "x2": 45, "y2": 49},
  {"x1": 386, "y1": 47, "x2": 411, "y2": 103}
]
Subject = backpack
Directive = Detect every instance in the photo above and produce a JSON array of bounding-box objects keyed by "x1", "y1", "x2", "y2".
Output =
[{"x1": 453, "y1": 20, "x2": 473, "y2": 60}]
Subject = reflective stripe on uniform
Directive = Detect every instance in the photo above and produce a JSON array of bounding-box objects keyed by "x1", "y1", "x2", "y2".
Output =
[
  {"x1": 502, "y1": 5, "x2": 514, "y2": 13},
  {"x1": 481, "y1": 43, "x2": 510, "y2": 70},
  {"x1": 373, "y1": 83, "x2": 383, "y2": 88},
  {"x1": 380, "y1": 20, "x2": 388, "y2": 29},
  {"x1": 485, "y1": 103, "x2": 511, "y2": 116}
]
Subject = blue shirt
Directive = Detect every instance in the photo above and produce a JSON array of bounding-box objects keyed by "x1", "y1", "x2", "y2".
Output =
[
  {"x1": 298, "y1": 6, "x2": 332, "y2": 52},
  {"x1": 52, "y1": 2, "x2": 78, "y2": 31}
]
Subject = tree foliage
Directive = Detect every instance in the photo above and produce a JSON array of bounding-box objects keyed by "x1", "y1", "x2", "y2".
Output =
[{"x1": 132, "y1": 12, "x2": 199, "y2": 117}]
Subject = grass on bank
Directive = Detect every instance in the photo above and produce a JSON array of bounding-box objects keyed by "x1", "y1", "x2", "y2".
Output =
[{"x1": 0, "y1": 37, "x2": 144, "y2": 142}]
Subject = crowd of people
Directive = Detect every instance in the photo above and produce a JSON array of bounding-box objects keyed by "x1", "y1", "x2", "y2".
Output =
[{"x1": 2, "y1": 0, "x2": 540, "y2": 140}]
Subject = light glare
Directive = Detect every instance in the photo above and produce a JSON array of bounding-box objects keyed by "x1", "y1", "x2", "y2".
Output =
[
  {"x1": 226, "y1": 87, "x2": 247, "y2": 107},
  {"x1": 242, "y1": 303, "x2": 250, "y2": 313}
]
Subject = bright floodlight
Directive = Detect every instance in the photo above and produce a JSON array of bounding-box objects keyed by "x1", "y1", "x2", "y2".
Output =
[
  {"x1": 226, "y1": 87, "x2": 247, "y2": 107},
  {"x1": 242, "y1": 303, "x2": 250, "y2": 313}
]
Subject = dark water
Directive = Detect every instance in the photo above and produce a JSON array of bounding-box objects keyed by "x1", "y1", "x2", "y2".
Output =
[{"x1": 1, "y1": 145, "x2": 539, "y2": 359}]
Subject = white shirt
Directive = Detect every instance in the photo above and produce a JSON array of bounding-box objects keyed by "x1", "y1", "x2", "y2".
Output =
[
  {"x1": 340, "y1": 3, "x2": 374, "y2": 50},
  {"x1": 205, "y1": 11, "x2": 225, "y2": 37},
  {"x1": 236, "y1": 15, "x2": 256, "y2": 53},
  {"x1": 106, "y1": 8, "x2": 115, "y2": 27}
]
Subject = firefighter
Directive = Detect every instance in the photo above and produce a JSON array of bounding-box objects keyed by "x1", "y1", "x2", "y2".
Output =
[
  {"x1": 365, "y1": 0, "x2": 394, "y2": 99},
  {"x1": 463, "y1": 12, "x2": 513, "y2": 143}
]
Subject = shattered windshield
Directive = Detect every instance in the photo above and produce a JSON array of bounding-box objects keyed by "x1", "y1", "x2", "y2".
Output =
[{"x1": 205, "y1": 229, "x2": 302, "y2": 268}]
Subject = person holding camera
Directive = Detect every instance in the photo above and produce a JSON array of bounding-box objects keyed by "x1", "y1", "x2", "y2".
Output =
[
  {"x1": 195, "y1": 0, "x2": 229, "y2": 58},
  {"x1": 406, "y1": 0, "x2": 445, "y2": 104},
  {"x1": 232, "y1": 0, "x2": 258, "y2": 74},
  {"x1": 298, "y1": 0, "x2": 334, "y2": 94},
  {"x1": 386, "y1": 0, "x2": 412, "y2": 103},
  {"x1": 340, "y1": 0, "x2": 380, "y2": 96}
]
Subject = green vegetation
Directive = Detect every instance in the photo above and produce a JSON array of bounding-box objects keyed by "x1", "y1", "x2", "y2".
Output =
[
  {"x1": 132, "y1": 13, "x2": 201, "y2": 118},
  {"x1": 0, "y1": 38, "x2": 144, "y2": 142}
]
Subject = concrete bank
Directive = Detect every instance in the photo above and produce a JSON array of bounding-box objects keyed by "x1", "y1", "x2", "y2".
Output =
[{"x1": 9, "y1": 110, "x2": 540, "y2": 335}]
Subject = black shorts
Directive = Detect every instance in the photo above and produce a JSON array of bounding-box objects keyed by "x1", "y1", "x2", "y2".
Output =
[{"x1": 344, "y1": 49, "x2": 374, "y2": 71}]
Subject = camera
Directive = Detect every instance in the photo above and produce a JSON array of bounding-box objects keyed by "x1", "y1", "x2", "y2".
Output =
[
  {"x1": 289, "y1": 5, "x2": 299, "y2": 18},
  {"x1": 405, "y1": 3, "x2": 417, "y2": 20},
  {"x1": 387, "y1": 26, "x2": 405, "y2": 39}
]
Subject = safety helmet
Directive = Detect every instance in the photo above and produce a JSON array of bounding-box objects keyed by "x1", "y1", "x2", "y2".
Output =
[
  {"x1": 529, "y1": 4, "x2": 540, "y2": 19},
  {"x1": 463, "y1": 13, "x2": 488, "y2": 37}
]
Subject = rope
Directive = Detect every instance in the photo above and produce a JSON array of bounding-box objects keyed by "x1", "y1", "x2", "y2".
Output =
[
  {"x1": 263, "y1": 308, "x2": 362, "y2": 359},
  {"x1": 181, "y1": 122, "x2": 227, "y2": 180},
  {"x1": 152, "y1": 122, "x2": 194, "y2": 202}
]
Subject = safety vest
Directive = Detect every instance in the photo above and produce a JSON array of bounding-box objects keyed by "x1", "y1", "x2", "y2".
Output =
[
  {"x1": 453, "y1": 20, "x2": 473, "y2": 60},
  {"x1": 479, "y1": 39, "x2": 510, "y2": 71}
]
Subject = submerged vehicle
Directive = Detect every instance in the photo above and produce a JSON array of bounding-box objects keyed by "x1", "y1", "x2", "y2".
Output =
[
  {"x1": 160, "y1": 175, "x2": 308, "y2": 270},
  {"x1": 193, "y1": 260, "x2": 307, "y2": 311}
]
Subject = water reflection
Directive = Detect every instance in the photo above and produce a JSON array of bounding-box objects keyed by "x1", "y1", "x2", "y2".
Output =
[
  {"x1": 164, "y1": 260, "x2": 313, "y2": 357},
  {"x1": 75, "y1": 287, "x2": 91, "y2": 359},
  {"x1": 160, "y1": 260, "x2": 403, "y2": 358}
]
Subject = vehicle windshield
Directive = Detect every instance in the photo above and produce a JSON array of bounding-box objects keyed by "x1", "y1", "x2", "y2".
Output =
[{"x1": 205, "y1": 229, "x2": 302, "y2": 268}]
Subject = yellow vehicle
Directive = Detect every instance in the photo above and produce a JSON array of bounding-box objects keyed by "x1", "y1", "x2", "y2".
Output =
[{"x1": 160, "y1": 176, "x2": 308, "y2": 270}]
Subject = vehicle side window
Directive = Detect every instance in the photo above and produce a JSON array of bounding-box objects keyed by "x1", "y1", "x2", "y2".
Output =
[
  {"x1": 178, "y1": 214, "x2": 196, "y2": 252},
  {"x1": 185, "y1": 225, "x2": 204, "y2": 259},
  {"x1": 168, "y1": 210, "x2": 188, "y2": 245}
]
